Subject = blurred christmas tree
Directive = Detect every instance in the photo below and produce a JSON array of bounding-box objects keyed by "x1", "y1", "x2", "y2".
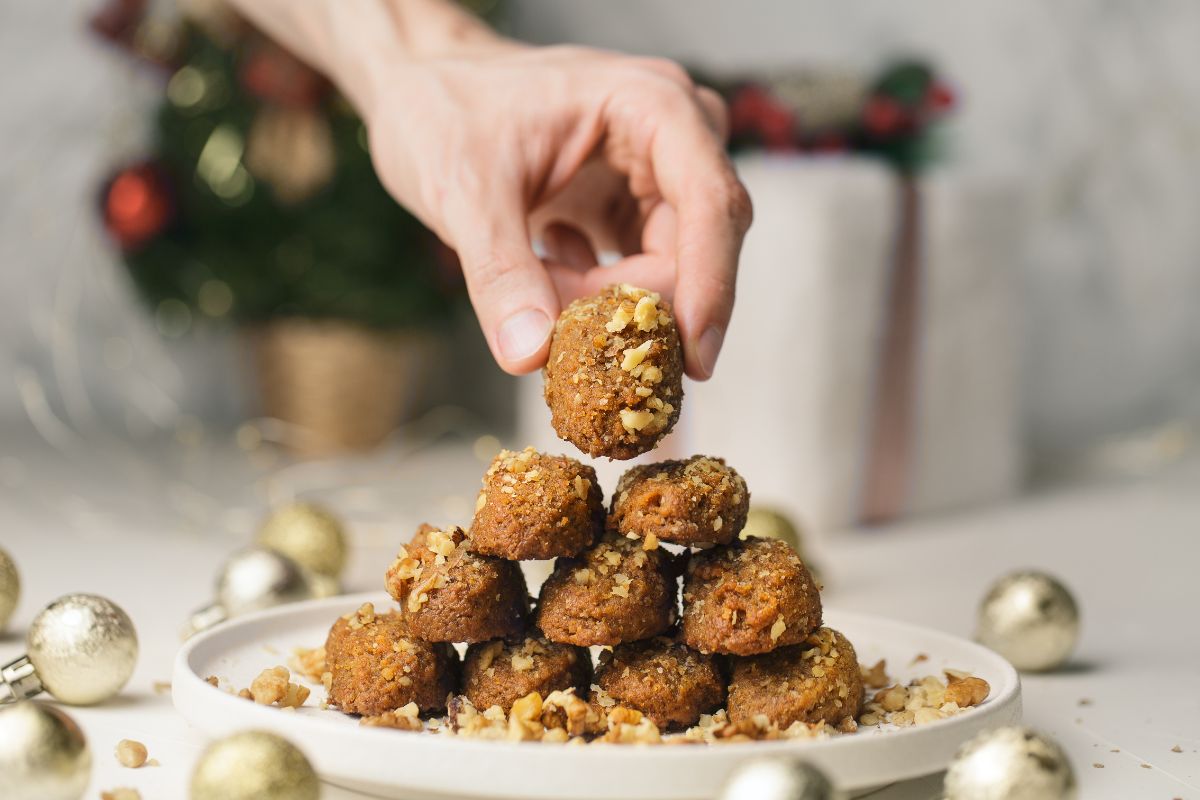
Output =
[
  {"x1": 95, "y1": 0, "x2": 470, "y2": 331},
  {"x1": 92, "y1": 0, "x2": 504, "y2": 454}
]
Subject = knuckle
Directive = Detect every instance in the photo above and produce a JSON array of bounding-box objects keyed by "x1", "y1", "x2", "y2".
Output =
[
  {"x1": 638, "y1": 57, "x2": 693, "y2": 87},
  {"x1": 726, "y1": 179, "x2": 754, "y2": 232},
  {"x1": 704, "y1": 172, "x2": 754, "y2": 232},
  {"x1": 468, "y1": 249, "x2": 524, "y2": 289}
]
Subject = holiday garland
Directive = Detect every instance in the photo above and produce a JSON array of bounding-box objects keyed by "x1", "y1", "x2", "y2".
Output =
[{"x1": 716, "y1": 60, "x2": 955, "y2": 173}]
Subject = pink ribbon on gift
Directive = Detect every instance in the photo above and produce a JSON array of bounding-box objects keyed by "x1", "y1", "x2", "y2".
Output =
[{"x1": 860, "y1": 175, "x2": 921, "y2": 525}]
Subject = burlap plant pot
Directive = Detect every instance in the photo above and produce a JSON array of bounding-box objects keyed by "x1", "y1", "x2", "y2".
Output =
[{"x1": 247, "y1": 319, "x2": 437, "y2": 456}]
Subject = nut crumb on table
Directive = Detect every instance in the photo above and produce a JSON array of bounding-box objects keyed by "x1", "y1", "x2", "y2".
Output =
[
  {"x1": 115, "y1": 738, "x2": 148, "y2": 768},
  {"x1": 100, "y1": 789, "x2": 141, "y2": 800}
]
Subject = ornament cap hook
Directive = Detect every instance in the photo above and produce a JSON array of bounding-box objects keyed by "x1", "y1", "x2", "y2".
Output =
[
  {"x1": 0, "y1": 655, "x2": 44, "y2": 704},
  {"x1": 182, "y1": 603, "x2": 229, "y2": 641}
]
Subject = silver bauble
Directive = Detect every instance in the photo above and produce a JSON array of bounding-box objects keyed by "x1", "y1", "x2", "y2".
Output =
[
  {"x1": 720, "y1": 757, "x2": 843, "y2": 800},
  {"x1": 944, "y1": 726, "x2": 1077, "y2": 800},
  {"x1": 977, "y1": 571, "x2": 1079, "y2": 672},
  {"x1": 27, "y1": 594, "x2": 138, "y2": 705},
  {"x1": 183, "y1": 546, "x2": 335, "y2": 638},
  {"x1": 191, "y1": 730, "x2": 320, "y2": 800},
  {"x1": 0, "y1": 701, "x2": 92, "y2": 800},
  {"x1": 0, "y1": 546, "x2": 18, "y2": 631}
]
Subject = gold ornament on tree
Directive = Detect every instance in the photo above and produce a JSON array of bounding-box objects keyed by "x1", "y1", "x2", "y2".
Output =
[
  {"x1": 977, "y1": 571, "x2": 1079, "y2": 672},
  {"x1": 256, "y1": 502, "x2": 348, "y2": 579},
  {"x1": 944, "y1": 727, "x2": 1077, "y2": 800},
  {"x1": 740, "y1": 506, "x2": 821, "y2": 582},
  {"x1": 1, "y1": 594, "x2": 138, "y2": 705},
  {"x1": 720, "y1": 757, "x2": 842, "y2": 800},
  {"x1": 0, "y1": 546, "x2": 19, "y2": 631},
  {"x1": 191, "y1": 730, "x2": 320, "y2": 800},
  {"x1": 183, "y1": 546, "x2": 337, "y2": 639},
  {"x1": 245, "y1": 105, "x2": 335, "y2": 204},
  {"x1": 0, "y1": 702, "x2": 92, "y2": 800}
]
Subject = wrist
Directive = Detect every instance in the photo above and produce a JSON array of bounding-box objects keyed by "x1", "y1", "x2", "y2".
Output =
[{"x1": 344, "y1": 1, "x2": 521, "y2": 121}]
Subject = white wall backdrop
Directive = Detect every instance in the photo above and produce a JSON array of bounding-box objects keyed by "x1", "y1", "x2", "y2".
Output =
[{"x1": 3, "y1": 0, "x2": 1200, "y2": 468}]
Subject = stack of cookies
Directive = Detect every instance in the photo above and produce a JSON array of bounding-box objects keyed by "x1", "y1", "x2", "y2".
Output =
[{"x1": 321, "y1": 285, "x2": 865, "y2": 737}]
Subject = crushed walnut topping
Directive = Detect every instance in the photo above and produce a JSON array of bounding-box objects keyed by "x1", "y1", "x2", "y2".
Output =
[
  {"x1": 362, "y1": 702, "x2": 423, "y2": 731},
  {"x1": 247, "y1": 666, "x2": 311, "y2": 708},
  {"x1": 857, "y1": 669, "x2": 990, "y2": 728},
  {"x1": 573, "y1": 475, "x2": 591, "y2": 501},
  {"x1": 860, "y1": 659, "x2": 891, "y2": 689},
  {"x1": 621, "y1": 340, "x2": 653, "y2": 372},
  {"x1": 289, "y1": 646, "x2": 326, "y2": 683},
  {"x1": 632, "y1": 295, "x2": 660, "y2": 332},
  {"x1": 620, "y1": 408, "x2": 656, "y2": 433},
  {"x1": 343, "y1": 602, "x2": 377, "y2": 630}
]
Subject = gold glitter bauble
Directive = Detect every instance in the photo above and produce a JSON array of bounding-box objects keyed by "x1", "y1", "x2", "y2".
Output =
[
  {"x1": 0, "y1": 702, "x2": 92, "y2": 800},
  {"x1": 257, "y1": 502, "x2": 348, "y2": 578},
  {"x1": 740, "y1": 507, "x2": 803, "y2": 552},
  {"x1": 0, "y1": 546, "x2": 19, "y2": 631},
  {"x1": 720, "y1": 757, "x2": 843, "y2": 800},
  {"x1": 944, "y1": 726, "x2": 1077, "y2": 800},
  {"x1": 740, "y1": 507, "x2": 821, "y2": 582},
  {"x1": 977, "y1": 571, "x2": 1079, "y2": 672},
  {"x1": 27, "y1": 594, "x2": 139, "y2": 705},
  {"x1": 191, "y1": 730, "x2": 320, "y2": 800}
]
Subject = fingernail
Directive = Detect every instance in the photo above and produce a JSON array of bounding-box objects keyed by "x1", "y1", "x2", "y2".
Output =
[
  {"x1": 697, "y1": 326, "x2": 724, "y2": 378},
  {"x1": 498, "y1": 308, "x2": 553, "y2": 363}
]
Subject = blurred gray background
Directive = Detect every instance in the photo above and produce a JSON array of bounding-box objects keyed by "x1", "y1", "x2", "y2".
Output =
[{"x1": 3, "y1": 0, "x2": 1199, "y2": 471}]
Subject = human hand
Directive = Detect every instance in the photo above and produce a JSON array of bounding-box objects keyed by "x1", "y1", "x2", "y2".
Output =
[{"x1": 362, "y1": 44, "x2": 752, "y2": 379}]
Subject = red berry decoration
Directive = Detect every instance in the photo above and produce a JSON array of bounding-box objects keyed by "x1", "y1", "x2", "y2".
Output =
[
  {"x1": 729, "y1": 84, "x2": 796, "y2": 150},
  {"x1": 89, "y1": 0, "x2": 147, "y2": 49},
  {"x1": 103, "y1": 163, "x2": 173, "y2": 251},
  {"x1": 729, "y1": 85, "x2": 772, "y2": 136},
  {"x1": 924, "y1": 81, "x2": 956, "y2": 114},
  {"x1": 863, "y1": 95, "x2": 906, "y2": 137}
]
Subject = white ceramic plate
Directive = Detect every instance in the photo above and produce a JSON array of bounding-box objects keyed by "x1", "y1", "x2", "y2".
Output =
[{"x1": 173, "y1": 592, "x2": 1020, "y2": 800}]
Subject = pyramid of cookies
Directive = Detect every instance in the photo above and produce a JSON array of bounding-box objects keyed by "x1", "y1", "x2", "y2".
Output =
[{"x1": 322, "y1": 285, "x2": 865, "y2": 739}]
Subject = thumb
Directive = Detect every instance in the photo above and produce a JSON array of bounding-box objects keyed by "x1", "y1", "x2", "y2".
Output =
[{"x1": 450, "y1": 201, "x2": 560, "y2": 376}]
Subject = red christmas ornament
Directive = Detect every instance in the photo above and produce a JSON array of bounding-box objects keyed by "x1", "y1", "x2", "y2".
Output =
[
  {"x1": 924, "y1": 80, "x2": 956, "y2": 114},
  {"x1": 89, "y1": 0, "x2": 147, "y2": 50},
  {"x1": 863, "y1": 95, "x2": 908, "y2": 137},
  {"x1": 103, "y1": 163, "x2": 173, "y2": 251},
  {"x1": 240, "y1": 41, "x2": 328, "y2": 108}
]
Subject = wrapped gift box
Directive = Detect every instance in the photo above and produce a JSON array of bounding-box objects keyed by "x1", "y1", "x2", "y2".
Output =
[
  {"x1": 690, "y1": 155, "x2": 1024, "y2": 533},
  {"x1": 518, "y1": 155, "x2": 1024, "y2": 535}
]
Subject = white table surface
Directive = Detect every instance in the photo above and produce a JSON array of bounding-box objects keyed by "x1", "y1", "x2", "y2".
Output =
[{"x1": 1, "y1": 423, "x2": 1198, "y2": 800}]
